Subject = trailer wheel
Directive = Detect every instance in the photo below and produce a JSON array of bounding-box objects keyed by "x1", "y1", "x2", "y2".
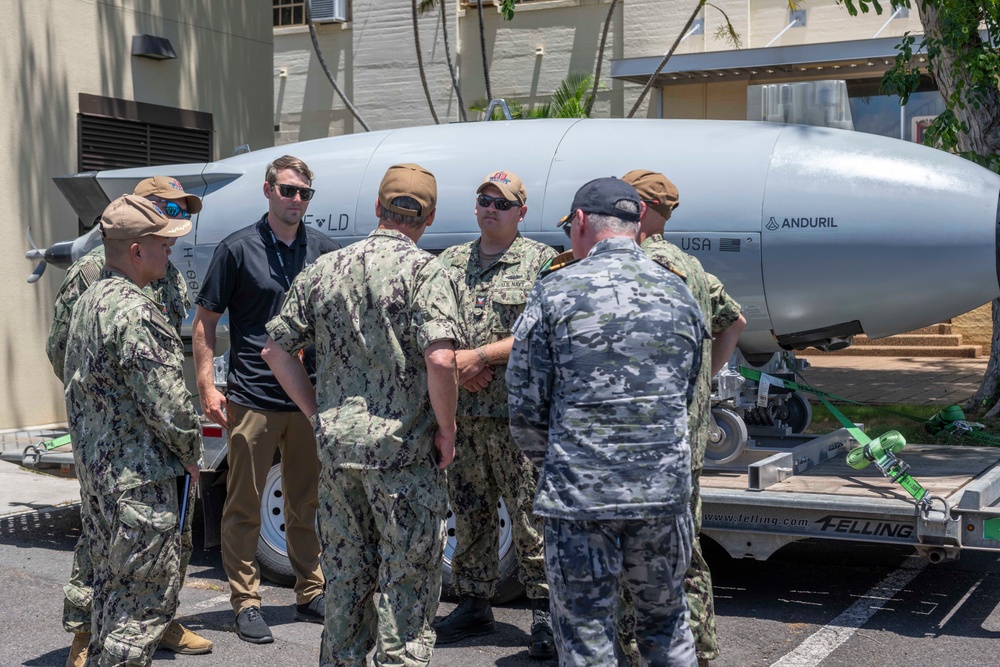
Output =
[
  {"x1": 781, "y1": 392, "x2": 813, "y2": 433},
  {"x1": 442, "y1": 497, "x2": 525, "y2": 604},
  {"x1": 255, "y1": 465, "x2": 526, "y2": 603},
  {"x1": 706, "y1": 407, "x2": 749, "y2": 465},
  {"x1": 257, "y1": 463, "x2": 295, "y2": 586}
]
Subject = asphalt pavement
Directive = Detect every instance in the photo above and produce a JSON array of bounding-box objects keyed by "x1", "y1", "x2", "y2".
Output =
[
  {"x1": 1, "y1": 355, "x2": 994, "y2": 665},
  {"x1": 4, "y1": 506, "x2": 1000, "y2": 667}
]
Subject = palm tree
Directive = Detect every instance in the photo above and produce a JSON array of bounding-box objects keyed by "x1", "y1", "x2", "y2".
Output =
[
  {"x1": 412, "y1": 0, "x2": 440, "y2": 123},
  {"x1": 305, "y1": 1, "x2": 370, "y2": 131},
  {"x1": 476, "y1": 0, "x2": 493, "y2": 101},
  {"x1": 471, "y1": 73, "x2": 597, "y2": 120},
  {"x1": 418, "y1": 0, "x2": 467, "y2": 122},
  {"x1": 586, "y1": 0, "x2": 619, "y2": 118}
]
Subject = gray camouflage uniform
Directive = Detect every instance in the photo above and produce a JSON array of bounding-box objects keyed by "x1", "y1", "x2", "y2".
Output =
[
  {"x1": 63, "y1": 270, "x2": 202, "y2": 667},
  {"x1": 618, "y1": 235, "x2": 742, "y2": 663},
  {"x1": 438, "y1": 234, "x2": 555, "y2": 600},
  {"x1": 266, "y1": 228, "x2": 461, "y2": 667},
  {"x1": 46, "y1": 245, "x2": 192, "y2": 637},
  {"x1": 508, "y1": 237, "x2": 707, "y2": 667}
]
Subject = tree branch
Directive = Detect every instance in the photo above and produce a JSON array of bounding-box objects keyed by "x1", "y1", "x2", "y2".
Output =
[
  {"x1": 627, "y1": 0, "x2": 706, "y2": 118},
  {"x1": 586, "y1": 0, "x2": 619, "y2": 118},
  {"x1": 306, "y1": 3, "x2": 370, "y2": 132},
  {"x1": 412, "y1": 0, "x2": 440, "y2": 124}
]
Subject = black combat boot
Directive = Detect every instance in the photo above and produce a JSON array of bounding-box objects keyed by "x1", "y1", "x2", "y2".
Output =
[
  {"x1": 433, "y1": 595, "x2": 496, "y2": 644},
  {"x1": 528, "y1": 597, "x2": 556, "y2": 659}
]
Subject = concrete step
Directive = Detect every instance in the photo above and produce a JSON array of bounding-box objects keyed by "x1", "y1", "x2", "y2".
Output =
[
  {"x1": 852, "y1": 334, "x2": 963, "y2": 347},
  {"x1": 806, "y1": 344, "x2": 981, "y2": 358},
  {"x1": 908, "y1": 324, "x2": 953, "y2": 335}
]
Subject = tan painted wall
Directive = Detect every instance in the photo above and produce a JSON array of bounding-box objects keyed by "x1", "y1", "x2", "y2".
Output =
[{"x1": 1, "y1": 0, "x2": 273, "y2": 430}]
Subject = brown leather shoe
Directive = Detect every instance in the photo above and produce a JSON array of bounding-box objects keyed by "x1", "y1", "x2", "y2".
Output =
[
  {"x1": 160, "y1": 621, "x2": 214, "y2": 654},
  {"x1": 66, "y1": 632, "x2": 90, "y2": 667}
]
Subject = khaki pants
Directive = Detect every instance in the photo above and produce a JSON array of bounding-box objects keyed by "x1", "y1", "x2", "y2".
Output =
[{"x1": 222, "y1": 402, "x2": 324, "y2": 613}]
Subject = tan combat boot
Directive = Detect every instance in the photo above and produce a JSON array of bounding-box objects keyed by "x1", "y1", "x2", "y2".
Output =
[
  {"x1": 66, "y1": 632, "x2": 90, "y2": 667},
  {"x1": 160, "y1": 621, "x2": 214, "y2": 654}
]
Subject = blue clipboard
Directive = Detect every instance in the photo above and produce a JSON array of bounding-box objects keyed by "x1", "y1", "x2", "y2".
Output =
[{"x1": 178, "y1": 473, "x2": 191, "y2": 532}]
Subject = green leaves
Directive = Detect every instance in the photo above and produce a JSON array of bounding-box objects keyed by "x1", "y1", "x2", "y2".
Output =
[
  {"x1": 470, "y1": 72, "x2": 599, "y2": 119},
  {"x1": 838, "y1": 0, "x2": 1000, "y2": 173}
]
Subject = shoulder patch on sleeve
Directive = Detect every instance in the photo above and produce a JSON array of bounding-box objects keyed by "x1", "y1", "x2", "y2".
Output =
[
  {"x1": 651, "y1": 257, "x2": 687, "y2": 281},
  {"x1": 512, "y1": 292, "x2": 540, "y2": 341}
]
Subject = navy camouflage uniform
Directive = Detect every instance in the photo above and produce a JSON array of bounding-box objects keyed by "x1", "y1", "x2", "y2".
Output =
[
  {"x1": 63, "y1": 270, "x2": 202, "y2": 667},
  {"x1": 618, "y1": 236, "x2": 742, "y2": 663},
  {"x1": 266, "y1": 228, "x2": 462, "y2": 667},
  {"x1": 46, "y1": 245, "x2": 192, "y2": 636},
  {"x1": 508, "y1": 237, "x2": 708, "y2": 666},
  {"x1": 438, "y1": 234, "x2": 555, "y2": 600}
]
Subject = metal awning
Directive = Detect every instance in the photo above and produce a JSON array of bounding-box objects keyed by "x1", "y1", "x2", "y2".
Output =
[{"x1": 610, "y1": 35, "x2": 927, "y2": 87}]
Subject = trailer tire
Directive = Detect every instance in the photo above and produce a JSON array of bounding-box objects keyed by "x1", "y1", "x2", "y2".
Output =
[
  {"x1": 441, "y1": 497, "x2": 526, "y2": 604},
  {"x1": 257, "y1": 463, "x2": 296, "y2": 586},
  {"x1": 254, "y1": 464, "x2": 526, "y2": 603}
]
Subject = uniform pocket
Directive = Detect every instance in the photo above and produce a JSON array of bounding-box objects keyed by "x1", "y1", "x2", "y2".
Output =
[
  {"x1": 490, "y1": 287, "x2": 529, "y2": 342},
  {"x1": 111, "y1": 498, "x2": 180, "y2": 584}
]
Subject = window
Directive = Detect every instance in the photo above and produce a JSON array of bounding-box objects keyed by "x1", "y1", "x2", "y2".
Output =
[
  {"x1": 274, "y1": 0, "x2": 306, "y2": 27},
  {"x1": 845, "y1": 76, "x2": 944, "y2": 142}
]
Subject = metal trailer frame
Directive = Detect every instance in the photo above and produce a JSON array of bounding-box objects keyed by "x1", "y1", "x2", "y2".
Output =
[
  {"x1": 1, "y1": 445, "x2": 74, "y2": 476},
  {"x1": 701, "y1": 428, "x2": 1000, "y2": 562},
  {"x1": 9, "y1": 425, "x2": 1000, "y2": 567}
]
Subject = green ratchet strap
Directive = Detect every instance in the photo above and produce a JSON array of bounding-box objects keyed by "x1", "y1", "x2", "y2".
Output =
[
  {"x1": 844, "y1": 430, "x2": 929, "y2": 506},
  {"x1": 739, "y1": 367, "x2": 932, "y2": 506},
  {"x1": 738, "y1": 366, "x2": 1000, "y2": 447},
  {"x1": 738, "y1": 367, "x2": 868, "y2": 442},
  {"x1": 38, "y1": 433, "x2": 72, "y2": 451},
  {"x1": 924, "y1": 405, "x2": 1000, "y2": 446}
]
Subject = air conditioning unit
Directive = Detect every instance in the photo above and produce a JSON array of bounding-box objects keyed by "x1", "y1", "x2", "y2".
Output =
[{"x1": 310, "y1": 0, "x2": 348, "y2": 23}]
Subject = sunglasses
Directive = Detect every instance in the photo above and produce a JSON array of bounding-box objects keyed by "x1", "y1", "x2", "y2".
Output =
[
  {"x1": 150, "y1": 199, "x2": 191, "y2": 220},
  {"x1": 559, "y1": 215, "x2": 574, "y2": 238},
  {"x1": 275, "y1": 183, "x2": 316, "y2": 201},
  {"x1": 477, "y1": 194, "x2": 518, "y2": 211}
]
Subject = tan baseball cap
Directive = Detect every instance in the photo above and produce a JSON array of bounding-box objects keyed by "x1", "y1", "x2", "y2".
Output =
[
  {"x1": 99, "y1": 194, "x2": 193, "y2": 240},
  {"x1": 477, "y1": 170, "x2": 527, "y2": 204},
  {"x1": 132, "y1": 176, "x2": 203, "y2": 214},
  {"x1": 621, "y1": 169, "x2": 679, "y2": 219},
  {"x1": 379, "y1": 163, "x2": 437, "y2": 217}
]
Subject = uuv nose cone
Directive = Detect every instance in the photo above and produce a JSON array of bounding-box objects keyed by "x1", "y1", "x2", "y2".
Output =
[{"x1": 761, "y1": 124, "x2": 1000, "y2": 347}]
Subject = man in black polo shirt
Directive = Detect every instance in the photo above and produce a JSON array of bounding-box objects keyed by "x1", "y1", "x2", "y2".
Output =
[{"x1": 192, "y1": 155, "x2": 340, "y2": 644}]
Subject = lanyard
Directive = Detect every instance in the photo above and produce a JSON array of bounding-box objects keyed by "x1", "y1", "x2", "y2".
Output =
[{"x1": 266, "y1": 225, "x2": 299, "y2": 289}]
